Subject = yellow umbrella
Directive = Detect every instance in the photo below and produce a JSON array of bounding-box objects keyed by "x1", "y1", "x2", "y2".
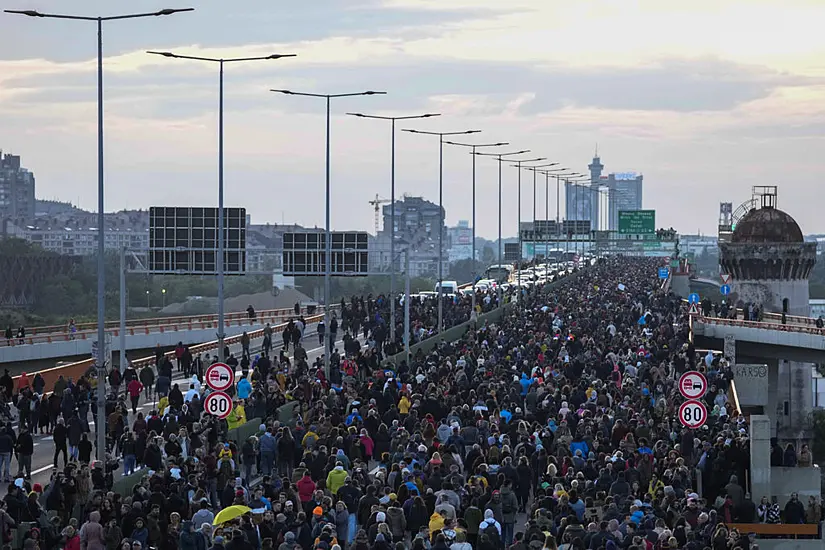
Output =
[{"x1": 213, "y1": 505, "x2": 252, "y2": 525}]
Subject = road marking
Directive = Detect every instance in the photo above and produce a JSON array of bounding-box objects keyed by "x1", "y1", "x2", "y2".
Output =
[{"x1": 31, "y1": 464, "x2": 53, "y2": 475}]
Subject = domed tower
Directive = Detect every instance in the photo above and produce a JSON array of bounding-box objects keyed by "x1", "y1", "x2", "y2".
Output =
[{"x1": 719, "y1": 186, "x2": 816, "y2": 316}]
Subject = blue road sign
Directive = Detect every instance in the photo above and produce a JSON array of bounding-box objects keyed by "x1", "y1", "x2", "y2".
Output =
[
  {"x1": 688, "y1": 293, "x2": 700, "y2": 304},
  {"x1": 658, "y1": 267, "x2": 669, "y2": 279},
  {"x1": 720, "y1": 284, "x2": 731, "y2": 296}
]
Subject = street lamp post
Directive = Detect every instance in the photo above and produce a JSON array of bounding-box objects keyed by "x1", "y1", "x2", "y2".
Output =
[
  {"x1": 472, "y1": 150, "x2": 531, "y2": 306},
  {"x1": 533, "y1": 168, "x2": 571, "y2": 265},
  {"x1": 508, "y1": 158, "x2": 546, "y2": 298},
  {"x1": 401, "y1": 128, "x2": 481, "y2": 333},
  {"x1": 346, "y1": 112, "x2": 441, "y2": 345},
  {"x1": 443, "y1": 140, "x2": 509, "y2": 318},
  {"x1": 148, "y1": 51, "x2": 295, "y2": 362},
  {"x1": 5, "y1": 6, "x2": 194, "y2": 468},
  {"x1": 273, "y1": 89, "x2": 386, "y2": 375},
  {"x1": 522, "y1": 165, "x2": 565, "y2": 264}
]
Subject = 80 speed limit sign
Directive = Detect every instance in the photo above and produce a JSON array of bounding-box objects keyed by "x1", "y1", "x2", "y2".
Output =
[
  {"x1": 679, "y1": 399, "x2": 708, "y2": 429},
  {"x1": 204, "y1": 391, "x2": 233, "y2": 419}
]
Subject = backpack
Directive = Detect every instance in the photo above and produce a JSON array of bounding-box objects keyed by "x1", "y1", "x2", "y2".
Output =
[{"x1": 481, "y1": 521, "x2": 500, "y2": 545}]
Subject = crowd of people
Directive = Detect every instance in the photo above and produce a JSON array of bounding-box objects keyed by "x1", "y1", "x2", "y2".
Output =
[{"x1": 0, "y1": 256, "x2": 819, "y2": 550}]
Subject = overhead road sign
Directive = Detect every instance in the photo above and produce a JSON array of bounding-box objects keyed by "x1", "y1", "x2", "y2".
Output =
[
  {"x1": 204, "y1": 391, "x2": 233, "y2": 419},
  {"x1": 282, "y1": 231, "x2": 369, "y2": 276},
  {"x1": 618, "y1": 209, "x2": 655, "y2": 235},
  {"x1": 148, "y1": 206, "x2": 246, "y2": 274},
  {"x1": 678, "y1": 371, "x2": 708, "y2": 400},
  {"x1": 679, "y1": 399, "x2": 708, "y2": 429},
  {"x1": 205, "y1": 362, "x2": 235, "y2": 392}
]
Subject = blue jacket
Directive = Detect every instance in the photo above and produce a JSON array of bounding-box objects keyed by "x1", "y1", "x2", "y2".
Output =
[
  {"x1": 259, "y1": 433, "x2": 276, "y2": 454},
  {"x1": 570, "y1": 440, "x2": 589, "y2": 457},
  {"x1": 237, "y1": 379, "x2": 252, "y2": 399},
  {"x1": 519, "y1": 374, "x2": 532, "y2": 396}
]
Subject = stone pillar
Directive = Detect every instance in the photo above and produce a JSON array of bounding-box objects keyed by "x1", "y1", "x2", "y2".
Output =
[
  {"x1": 750, "y1": 415, "x2": 772, "y2": 502},
  {"x1": 767, "y1": 358, "x2": 779, "y2": 437}
]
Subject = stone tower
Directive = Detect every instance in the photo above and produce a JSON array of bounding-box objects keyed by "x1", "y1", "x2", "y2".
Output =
[
  {"x1": 719, "y1": 187, "x2": 816, "y2": 315},
  {"x1": 719, "y1": 186, "x2": 817, "y2": 437}
]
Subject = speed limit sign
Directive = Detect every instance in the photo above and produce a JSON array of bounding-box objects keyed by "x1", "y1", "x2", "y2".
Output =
[
  {"x1": 204, "y1": 391, "x2": 233, "y2": 419},
  {"x1": 679, "y1": 399, "x2": 708, "y2": 429}
]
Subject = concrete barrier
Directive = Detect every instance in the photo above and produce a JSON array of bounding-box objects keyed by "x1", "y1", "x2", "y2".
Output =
[{"x1": 385, "y1": 273, "x2": 577, "y2": 365}]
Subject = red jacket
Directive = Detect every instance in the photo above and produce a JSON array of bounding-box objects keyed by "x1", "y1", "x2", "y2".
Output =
[
  {"x1": 296, "y1": 475, "x2": 316, "y2": 502},
  {"x1": 127, "y1": 379, "x2": 144, "y2": 398}
]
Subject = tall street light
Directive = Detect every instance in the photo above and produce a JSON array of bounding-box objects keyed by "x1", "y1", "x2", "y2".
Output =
[
  {"x1": 273, "y1": 89, "x2": 387, "y2": 375},
  {"x1": 561, "y1": 174, "x2": 588, "y2": 256},
  {"x1": 472, "y1": 149, "x2": 531, "y2": 304},
  {"x1": 508, "y1": 158, "x2": 546, "y2": 295},
  {"x1": 346, "y1": 112, "x2": 441, "y2": 345},
  {"x1": 148, "y1": 51, "x2": 295, "y2": 362},
  {"x1": 443, "y1": 140, "x2": 509, "y2": 317},
  {"x1": 401, "y1": 128, "x2": 481, "y2": 333},
  {"x1": 5, "y1": 6, "x2": 194, "y2": 468},
  {"x1": 523, "y1": 165, "x2": 567, "y2": 264}
]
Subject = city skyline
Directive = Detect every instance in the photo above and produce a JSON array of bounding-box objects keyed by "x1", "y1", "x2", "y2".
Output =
[{"x1": 2, "y1": 1, "x2": 824, "y2": 238}]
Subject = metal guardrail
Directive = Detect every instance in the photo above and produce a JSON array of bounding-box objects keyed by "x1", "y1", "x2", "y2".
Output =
[
  {"x1": 23, "y1": 306, "x2": 301, "y2": 337},
  {"x1": 3, "y1": 307, "x2": 315, "y2": 347},
  {"x1": 696, "y1": 314, "x2": 825, "y2": 336},
  {"x1": 10, "y1": 306, "x2": 335, "y2": 391}
]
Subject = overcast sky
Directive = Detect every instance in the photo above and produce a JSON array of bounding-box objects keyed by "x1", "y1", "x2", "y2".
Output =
[{"x1": 1, "y1": 0, "x2": 823, "y2": 238}]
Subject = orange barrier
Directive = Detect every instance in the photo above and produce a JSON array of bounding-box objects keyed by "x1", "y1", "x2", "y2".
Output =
[{"x1": 12, "y1": 309, "x2": 330, "y2": 393}]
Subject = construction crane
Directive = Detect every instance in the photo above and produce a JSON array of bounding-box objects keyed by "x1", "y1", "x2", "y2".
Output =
[{"x1": 368, "y1": 194, "x2": 392, "y2": 234}]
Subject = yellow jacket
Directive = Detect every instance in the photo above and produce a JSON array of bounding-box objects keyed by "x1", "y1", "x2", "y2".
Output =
[
  {"x1": 398, "y1": 396, "x2": 411, "y2": 415},
  {"x1": 227, "y1": 404, "x2": 246, "y2": 430}
]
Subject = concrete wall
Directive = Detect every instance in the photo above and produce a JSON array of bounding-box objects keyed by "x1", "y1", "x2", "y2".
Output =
[
  {"x1": 735, "y1": 364, "x2": 769, "y2": 408},
  {"x1": 386, "y1": 303, "x2": 511, "y2": 365},
  {"x1": 692, "y1": 322, "x2": 825, "y2": 363},
  {"x1": 771, "y1": 466, "x2": 822, "y2": 508},
  {"x1": 0, "y1": 322, "x2": 268, "y2": 365},
  {"x1": 734, "y1": 279, "x2": 810, "y2": 316}
]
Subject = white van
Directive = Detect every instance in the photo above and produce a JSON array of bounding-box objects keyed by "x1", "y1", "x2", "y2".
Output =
[{"x1": 435, "y1": 280, "x2": 459, "y2": 295}]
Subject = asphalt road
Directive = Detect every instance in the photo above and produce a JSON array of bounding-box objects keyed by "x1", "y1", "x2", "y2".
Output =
[{"x1": 1, "y1": 323, "x2": 346, "y2": 496}]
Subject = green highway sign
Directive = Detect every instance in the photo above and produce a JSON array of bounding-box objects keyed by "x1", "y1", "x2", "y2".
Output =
[{"x1": 618, "y1": 209, "x2": 656, "y2": 235}]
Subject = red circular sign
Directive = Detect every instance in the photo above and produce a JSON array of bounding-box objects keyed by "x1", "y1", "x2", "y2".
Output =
[
  {"x1": 204, "y1": 391, "x2": 233, "y2": 419},
  {"x1": 205, "y1": 363, "x2": 235, "y2": 392},
  {"x1": 679, "y1": 399, "x2": 708, "y2": 429},
  {"x1": 678, "y1": 371, "x2": 708, "y2": 400}
]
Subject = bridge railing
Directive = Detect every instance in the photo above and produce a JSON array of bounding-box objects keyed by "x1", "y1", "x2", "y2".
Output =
[
  {"x1": 23, "y1": 306, "x2": 301, "y2": 337},
  {"x1": 3, "y1": 307, "x2": 313, "y2": 347},
  {"x1": 696, "y1": 314, "x2": 825, "y2": 336},
  {"x1": 12, "y1": 306, "x2": 335, "y2": 392}
]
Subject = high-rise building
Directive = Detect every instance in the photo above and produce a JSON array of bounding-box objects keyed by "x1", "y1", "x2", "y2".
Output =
[
  {"x1": 0, "y1": 151, "x2": 36, "y2": 222},
  {"x1": 373, "y1": 195, "x2": 445, "y2": 277},
  {"x1": 579, "y1": 152, "x2": 644, "y2": 231},
  {"x1": 447, "y1": 220, "x2": 473, "y2": 262},
  {"x1": 607, "y1": 172, "x2": 644, "y2": 230}
]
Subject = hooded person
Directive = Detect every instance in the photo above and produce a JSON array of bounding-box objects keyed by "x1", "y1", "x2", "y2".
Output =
[
  {"x1": 326, "y1": 462, "x2": 348, "y2": 494},
  {"x1": 478, "y1": 509, "x2": 501, "y2": 547}
]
